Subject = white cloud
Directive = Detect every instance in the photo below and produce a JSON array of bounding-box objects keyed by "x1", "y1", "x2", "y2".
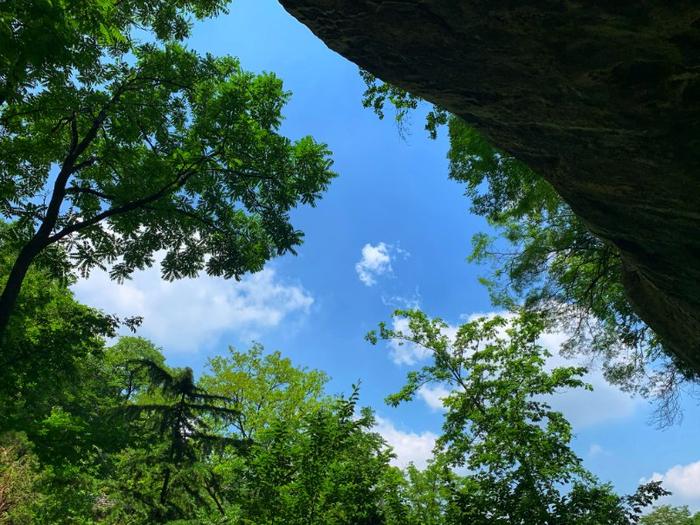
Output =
[
  {"x1": 72, "y1": 258, "x2": 313, "y2": 354},
  {"x1": 417, "y1": 384, "x2": 451, "y2": 412},
  {"x1": 374, "y1": 416, "x2": 437, "y2": 469},
  {"x1": 381, "y1": 290, "x2": 422, "y2": 309},
  {"x1": 355, "y1": 242, "x2": 408, "y2": 287},
  {"x1": 644, "y1": 460, "x2": 700, "y2": 509},
  {"x1": 588, "y1": 443, "x2": 607, "y2": 458},
  {"x1": 540, "y1": 330, "x2": 642, "y2": 428},
  {"x1": 355, "y1": 242, "x2": 392, "y2": 286}
]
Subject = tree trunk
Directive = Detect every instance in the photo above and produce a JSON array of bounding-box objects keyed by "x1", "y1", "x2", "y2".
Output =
[
  {"x1": 0, "y1": 239, "x2": 45, "y2": 341},
  {"x1": 160, "y1": 466, "x2": 171, "y2": 507},
  {"x1": 0, "y1": 160, "x2": 74, "y2": 342}
]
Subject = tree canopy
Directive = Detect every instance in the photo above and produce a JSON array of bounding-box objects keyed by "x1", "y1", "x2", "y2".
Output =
[
  {"x1": 0, "y1": 7, "x2": 335, "y2": 340},
  {"x1": 0, "y1": 0, "x2": 230, "y2": 107},
  {"x1": 640, "y1": 505, "x2": 700, "y2": 525},
  {"x1": 0, "y1": 3, "x2": 686, "y2": 524},
  {"x1": 368, "y1": 308, "x2": 667, "y2": 524},
  {"x1": 0, "y1": 265, "x2": 668, "y2": 522}
]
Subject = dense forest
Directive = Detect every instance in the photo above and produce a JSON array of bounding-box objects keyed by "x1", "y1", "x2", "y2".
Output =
[
  {"x1": 0, "y1": 244, "x2": 678, "y2": 522},
  {"x1": 1, "y1": 1, "x2": 697, "y2": 523}
]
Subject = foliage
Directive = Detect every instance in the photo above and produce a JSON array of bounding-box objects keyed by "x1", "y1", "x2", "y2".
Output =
[
  {"x1": 361, "y1": 70, "x2": 448, "y2": 139},
  {"x1": 1, "y1": 0, "x2": 240, "y2": 338},
  {"x1": 0, "y1": 248, "x2": 147, "y2": 521},
  {"x1": 368, "y1": 308, "x2": 666, "y2": 523},
  {"x1": 0, "y1": 234, "x2": 407, "y2": 523},
  {"x1": 200, "y1": 348, "x2": 396, "y2": 525},
  {"x1": 0, "y1": 39, "x2": 335, "y2": 338},
  {"x1": 112, "y1": 358, "x2": 240, "y2": 521},
  {"x1": 0, "y1": 235, "x2": 118, "y2": 461},
  {"x1": 200, "y1": 343, "x2": 329, "y2": 439},
  {"x1": 229, "y1": 388, "x2": 394, "y2": 525},
  {"x1": 640, "y1": 505, "x2": 700, "y2": 525},
  {"x1": 361, "y1": 72, "x2": 695, "y2": 423},
  {"x1": 380, "y1": 462, "x2": 455, "y2": 525},
  {"x1": 0, "y1": 0, "x2": 229, "y2": 107},
  {"x1": 0, "y1": 432, "x2": 43, "y2": 524},
  {"x1": 0, "y1": 269, "x2": 669, "y2": 524}
]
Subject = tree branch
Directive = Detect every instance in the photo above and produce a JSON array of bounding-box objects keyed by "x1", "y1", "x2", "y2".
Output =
[
  {"x1": 141, "y1": 204, "x2": 226, "y2": 235},
  {"x1": 46, "y1": 159, "x2": 209, "y2": 244},
  {"x1": 65, "y1": 185, "x2": 112, "y2": 200},
  {"x1": 69, "y1": 112, "x2": 79, "y2": 154},
  {"x1": 69, "y1": 156, "x2": 100, "y2": 174}
]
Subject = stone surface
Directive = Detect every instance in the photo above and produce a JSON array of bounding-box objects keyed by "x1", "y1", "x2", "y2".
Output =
[{"x1": 280, "y1": 0, "x2": 700, "y2": 370}]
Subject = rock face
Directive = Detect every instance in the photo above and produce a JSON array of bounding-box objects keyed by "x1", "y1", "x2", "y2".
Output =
[{"x1": 280, "y1": 1, "x2": 700, "y2": 370}]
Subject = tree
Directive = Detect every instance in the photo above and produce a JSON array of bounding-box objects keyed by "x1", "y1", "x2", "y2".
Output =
[
  {"x1": 200, "y1": 344, "x2": 329, "y2": 439},
  {"x1": 368, "y1": 309, "x2": 666, "y2": 523},
  {"x1": 0, "y1": 0, "x2": 230, "y2": 108},
  {"x1": 383, "y1": 461, "x2": 455, "y2": 525},
  {"x1": 641, "y1": 505, "x2": 700, "y2": 525},
  {"x1": 0, "y1": 230, "x2": 117, "y2": 449},
  {"x1": 0, "y1": 239, "x2": 154, "y2": 521},
  {"x1": 226, "y1": 386, "x2": 394, "y2": 525},
  {"x1": 0, "y1": 432, "x2": 43, "y2": 524},
  {"x1": 360, "y1": 72, "x2": 695, "y2": 423},
  {"x1": 0, "y1": 40, "x2": 335, "y2": 340},
  {"x1": 201, "y1": 347, "x2": 398, "y2": 524},
  {"x1": 114, "y1": 358, "x2": 241, "y2": 521},
  {"x1": 104, "y1": 336, "x2": 168, "y2": 404}
]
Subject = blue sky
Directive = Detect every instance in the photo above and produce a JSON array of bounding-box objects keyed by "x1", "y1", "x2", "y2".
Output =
[{"x1": 74, "y1": 0, "x2": 700, "y2": 510}]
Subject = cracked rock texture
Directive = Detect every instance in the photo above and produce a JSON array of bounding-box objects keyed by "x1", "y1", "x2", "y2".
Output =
[{"x1": 280, "y1": 1, "x2": 700, "y2": 370}]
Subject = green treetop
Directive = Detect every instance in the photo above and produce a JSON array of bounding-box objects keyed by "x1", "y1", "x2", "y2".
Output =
[
  {"x1": 0, "y1": 41, "x2": 335, "y2": 339},
  {"x1": 641, "y1": 505, "x2": 700, "y2": 525},
  {"x1": 368, "y1": 309, "x2": 667, "y2": 524},
  {"x1": 0, "y1": 0, "x2": 230, "y2": 107}
]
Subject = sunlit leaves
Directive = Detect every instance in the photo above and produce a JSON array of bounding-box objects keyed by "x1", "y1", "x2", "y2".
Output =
[
  {"x1": 1, "y1": 42, "x2": 335, "y2": 323},
  {"x1": 370, "y1": 309, "x2": 662, "y2": 523}
]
